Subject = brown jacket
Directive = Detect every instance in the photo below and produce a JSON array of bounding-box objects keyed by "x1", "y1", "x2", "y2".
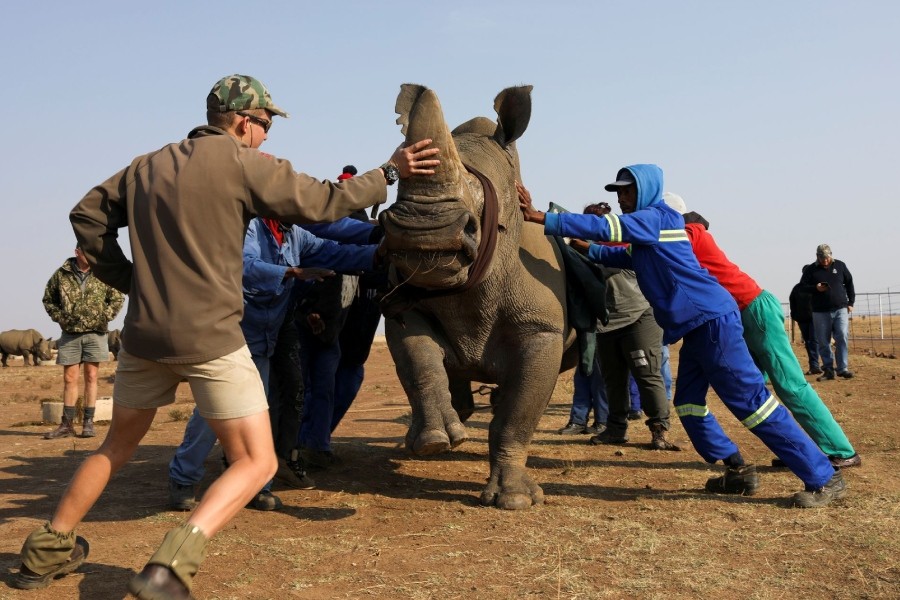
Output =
[{"x1": 70, "y1": 126, "x2": 387, "y2": 363}]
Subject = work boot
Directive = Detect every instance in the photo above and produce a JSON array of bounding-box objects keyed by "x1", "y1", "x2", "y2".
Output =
[
  {"x1": 275, "y1": 452, "x2": 316, "y2": 490},
  {"x1": 705, "y1": 464, "x2": 760, "y2": 495},
  {"x1": 13, "y1": 522, "x2": 90, "y2": 590},
  {"x1": 129, "y1": 523, "x2": 207, "y2": 598},
  {"x1": 81, "y1": 418, "x2": 95, "y2": 438},
  {"x1": 649, "y1": 423, "x2": 681, "y2": 451},
  {"x1": 585, "y1": 421, "x2": 606, "y2": 436},
  {"x1": 168, "y1": 479, "x2": 196, "y2": 511},
  {"x1": 44, "y1": 416, "x2": 76, "y2": 440},
  {"x1": 557, "y1": 422, "x2": 587, "y2": 435},
  {"x1": 300, "y1": 447, "x2": 339, "y2": 470},
  {"x1": 817, "y1": 368, "x2": 835, "y2": 382},
  {"x1": 627, "y1": 410, "x2": 644, "y2": 421},
  {"x1": 589, "y1": 429, "x2": 629, "y2": 445},
  {"x1": 792, "y1": 471, "x2": 848, "y2": 508},
  {"x1": 837, "y1": 370, "x2": 854, "y2": 379}
]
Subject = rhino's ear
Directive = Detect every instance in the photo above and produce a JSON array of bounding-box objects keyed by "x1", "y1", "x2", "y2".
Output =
[{"x1": 493, "y1": 85, "x2": 533, "y2": 148}]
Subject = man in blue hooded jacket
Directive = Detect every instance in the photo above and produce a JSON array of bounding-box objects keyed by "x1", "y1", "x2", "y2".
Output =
[{"x1": 518, "y1": 164, "x2": 846, "y2": 508}]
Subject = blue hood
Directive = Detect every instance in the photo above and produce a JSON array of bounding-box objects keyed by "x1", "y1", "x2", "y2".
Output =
[{"x1": 622, "y1": 164, "x2": 664, "y2": 211}]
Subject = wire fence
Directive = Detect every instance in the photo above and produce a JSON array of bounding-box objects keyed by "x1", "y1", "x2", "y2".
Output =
[{"x1": 783, "y1": 290, "x2": 898, "y2": 357}]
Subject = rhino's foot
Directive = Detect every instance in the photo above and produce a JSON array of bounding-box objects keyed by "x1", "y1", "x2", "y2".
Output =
[
  {"x1": 407, "y1": 423, "x2": 469, "y2": 456},
  {"x1": 410, "y1": 429, "x2": 451, "y2": 455},
  {"x1": 479, "y1": 467, "x2": 544, "y2": 510}
]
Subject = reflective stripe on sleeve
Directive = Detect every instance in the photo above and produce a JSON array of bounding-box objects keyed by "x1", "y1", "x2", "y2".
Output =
[
  {"x1": 604, "y1": 214, "x2": 622, "y2": 242},
  {"x1": 659, "y1": 229, "x2": 688, "y2": 242}
]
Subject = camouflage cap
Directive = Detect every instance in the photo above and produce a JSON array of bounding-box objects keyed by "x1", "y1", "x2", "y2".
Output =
[{"x1": 207, "y1": 74, "x2": 288, "y2": 118}]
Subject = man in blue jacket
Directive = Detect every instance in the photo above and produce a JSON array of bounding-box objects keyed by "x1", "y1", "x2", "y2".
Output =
[{"x1": 518, "y1": 164, "x2": 846, "y2": 508}]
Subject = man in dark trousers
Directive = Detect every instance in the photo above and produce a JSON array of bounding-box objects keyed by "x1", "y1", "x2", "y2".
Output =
[{"x1": 790, "y1": 267, "x2": 821, "y2": 375}]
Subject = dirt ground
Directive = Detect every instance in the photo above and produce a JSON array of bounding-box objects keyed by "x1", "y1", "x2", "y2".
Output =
[{"x1": 1, "y1": 339, "x2": 898, "y2": 600}]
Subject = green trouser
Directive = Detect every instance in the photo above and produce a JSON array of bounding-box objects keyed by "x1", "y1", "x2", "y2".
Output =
[{"x1": 741, "y1": 290, "x2": 856, "y2": 458}]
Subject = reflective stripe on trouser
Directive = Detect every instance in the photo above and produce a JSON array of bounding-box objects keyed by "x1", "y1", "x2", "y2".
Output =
[
  {"x1": 741, "y1": 291, "x2": 856, "y2": 458},
  {"x1": 674, "y1": 311, "x2": 835, "y2": 488}
]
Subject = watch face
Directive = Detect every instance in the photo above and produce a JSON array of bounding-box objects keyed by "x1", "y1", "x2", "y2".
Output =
[{"x1": 385, "y1": 164, "x2": 399, "y2": 185}]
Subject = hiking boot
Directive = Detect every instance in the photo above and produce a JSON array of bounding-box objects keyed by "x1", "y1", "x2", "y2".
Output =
[
  {"x1": 275, "y1": 455, "x2": 316, "y2": 490},
  {"x1": 792, "y1": 471, "x2": 848, "y2": 508},
  {"x1": 589, "y1": 429, "x2": 629, "y2": 445},
  {"x1": 247, "y1": 491, "x2": 283, "y2": 511},
  {"x1": 829, "y1": 453, "x2": 862, "y2": 468},
  {"x1": 837, "y1": 370, "x2": 854, "y2": 379},
  {"x1": 805, "y1": 367, "x2": 823, "y2": 375},
  {"x1": 128, "y1": 564, "x2": 191, "y2": 600},
  {"x1": 627, "y1": 410, "x2": 644, "y2": 421},
  {"x1": 585, "y1": 421, "x2": 606, "y2": 436},
  {"x1": 44, "y1": 416, "x2": 76, "y2": 440},
  {"x1": 649, "y1": 423, "x2": 681, "y2": 451},
  {"x1": 557, "y1": 422, "x2": 587, "y2": 435},
  {"x1": 168, "y1": 479, "x2": 196, "y2": 511},
  {"x1": 81, "y1": 418, "x2": 95, "y2": 438},
  {"x1": 817, "y1": 369, "x2": 835, "y2": 381},
  {"x1": 770, "y1": 458, "x2": 788, "y2": 469},
  {"x1": 12, "y1": 535, "x2": 89, "y2": 590},
  {"x1": 705, "y1": 464, "x2": 760, "y2": 495}
]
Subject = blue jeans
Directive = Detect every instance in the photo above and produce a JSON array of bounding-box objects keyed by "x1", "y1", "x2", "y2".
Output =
[
  {"x1": 169, "y1": 354, "x2": 275, "y2": 492},
  {"x1": 812, "y1": 308, "x2": 849, "y2": 372},
  {"x1": 570, "y1": 356, "x2": 608, "y2": 426}
]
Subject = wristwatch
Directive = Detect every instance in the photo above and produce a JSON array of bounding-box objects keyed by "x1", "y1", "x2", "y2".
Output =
[{"x1": 381, "y1": 162, "x2": 400, "y2": 186}]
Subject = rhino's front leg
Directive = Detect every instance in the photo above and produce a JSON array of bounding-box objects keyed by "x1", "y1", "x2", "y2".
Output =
[
  {"x1": 480, "y1": 333, "x2": 562, "y2": 510},
  {"x1": 386, "y1": 315, "x2": 468, "y2": 455}
]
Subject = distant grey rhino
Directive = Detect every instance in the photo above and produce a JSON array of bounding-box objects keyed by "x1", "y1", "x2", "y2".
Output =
[
  {"x1": 0, "y1": 329, "x2": 53, "y2": 367},
  {"x1": 378, "y1": 85, "x2": 577, "y2": 510},
  {"x1": 108, "y1": 329, "x2": 121, "y2": 360}
]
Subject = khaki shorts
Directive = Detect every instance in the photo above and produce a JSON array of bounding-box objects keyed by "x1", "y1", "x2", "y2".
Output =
[
  {"x1": 56, "y1": 331, "x2": 109, "y2": 365},
  {"x1": 113, "y1": 345, "x2": 268, "y2": 420}
]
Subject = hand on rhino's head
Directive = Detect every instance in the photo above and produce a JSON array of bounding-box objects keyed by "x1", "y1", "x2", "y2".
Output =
[{"x1": 380, "y1": 84, "x2": 533, "y2": 290}]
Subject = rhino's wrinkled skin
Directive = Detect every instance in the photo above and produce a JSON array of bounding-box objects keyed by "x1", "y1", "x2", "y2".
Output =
[
  {"x1": 108, "y1": 329, "x2": 122, "y2": 360},
  {"x1": 379, "y1": 85, "x2": 576, "y2": 510},
  {"x1": 0, "y1": 329, "x2": 53, "y2": 367}
]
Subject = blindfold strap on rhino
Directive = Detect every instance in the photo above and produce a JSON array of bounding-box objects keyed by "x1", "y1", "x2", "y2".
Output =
[{"x1": 379, "y1": 164, "x2": 499, "y2": 320}]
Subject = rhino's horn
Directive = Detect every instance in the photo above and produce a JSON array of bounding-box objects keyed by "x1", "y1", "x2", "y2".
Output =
[{"x1": 395, "y1": 84, "x2": 464, "y2": 197}]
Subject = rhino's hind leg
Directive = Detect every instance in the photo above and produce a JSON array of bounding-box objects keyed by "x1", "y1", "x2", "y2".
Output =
[{"x1": 480, "y1": 465, "x2": 544, "y2": 510}]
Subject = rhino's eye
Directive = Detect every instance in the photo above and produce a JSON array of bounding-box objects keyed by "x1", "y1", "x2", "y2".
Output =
[{"x1": 464, "y1": 215, "x2": 478, "y2": 236}]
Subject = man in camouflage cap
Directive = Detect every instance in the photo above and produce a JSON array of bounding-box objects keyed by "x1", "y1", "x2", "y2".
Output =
[
  {"x1": 208, "y1": 74, "x2": 289, "y2": 117},
  {"x1": 13, "y1": 73, "x2": 440, "y2": 598},
  {"x1": 41, "y1": 246, "x2": 124, "y2": 439}
]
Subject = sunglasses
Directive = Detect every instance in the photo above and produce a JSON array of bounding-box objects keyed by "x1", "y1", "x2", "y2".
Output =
[{"x1": 237, "y1": 111, "x2": 272, "y2": 133}]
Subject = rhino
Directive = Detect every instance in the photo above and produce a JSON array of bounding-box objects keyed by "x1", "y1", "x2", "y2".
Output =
[
  {"x1": 108, "y1": 328, "x2": 122, "y2": 360},
  {"x1": 378, "y1": 85, "x2": 577, "y2": 510},
  {"x1": 0, "y1": 329, "x2": 53, "y2": 367}
]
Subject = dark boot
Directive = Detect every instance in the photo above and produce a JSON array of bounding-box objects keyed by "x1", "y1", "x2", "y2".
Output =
[
  {"x1": 705, "y1": 464, "x2": 760, "y2": 496},
  {"x1": 649, "y1": 423, "x2": 681, "y2": 451},
  {"x1": 44, "y1": 416, "x2": 76, "y2": 440},
  {"x1": 81, "y1": 418, "x2": 95, "y2": 438},
  {"x1": 792, "y1": 471, "x2": 848, "y2": 508}
]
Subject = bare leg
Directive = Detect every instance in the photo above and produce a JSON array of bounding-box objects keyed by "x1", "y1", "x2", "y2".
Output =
[
  {"x1": 50, "y1": 404, "x2": 156, "y2": 531},
  {"x1": 186, "y1": 410, "x2": 277, "y2": 537},
  {"x1": 82, "y1": 362, "x2": 100, "y2": 409},
  {"x1": 62, "y1": 364, "x2": 81, "y2": 408}
]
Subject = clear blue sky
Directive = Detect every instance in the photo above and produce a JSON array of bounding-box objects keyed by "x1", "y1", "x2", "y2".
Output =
[{"x1": 2, "y1": 1, "x2": 898, "y2": 337}]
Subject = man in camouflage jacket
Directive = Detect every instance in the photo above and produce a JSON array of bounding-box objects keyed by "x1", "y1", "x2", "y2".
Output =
[{"x1": 42, "y1": 246, "x2": 124, "y2": 439}]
